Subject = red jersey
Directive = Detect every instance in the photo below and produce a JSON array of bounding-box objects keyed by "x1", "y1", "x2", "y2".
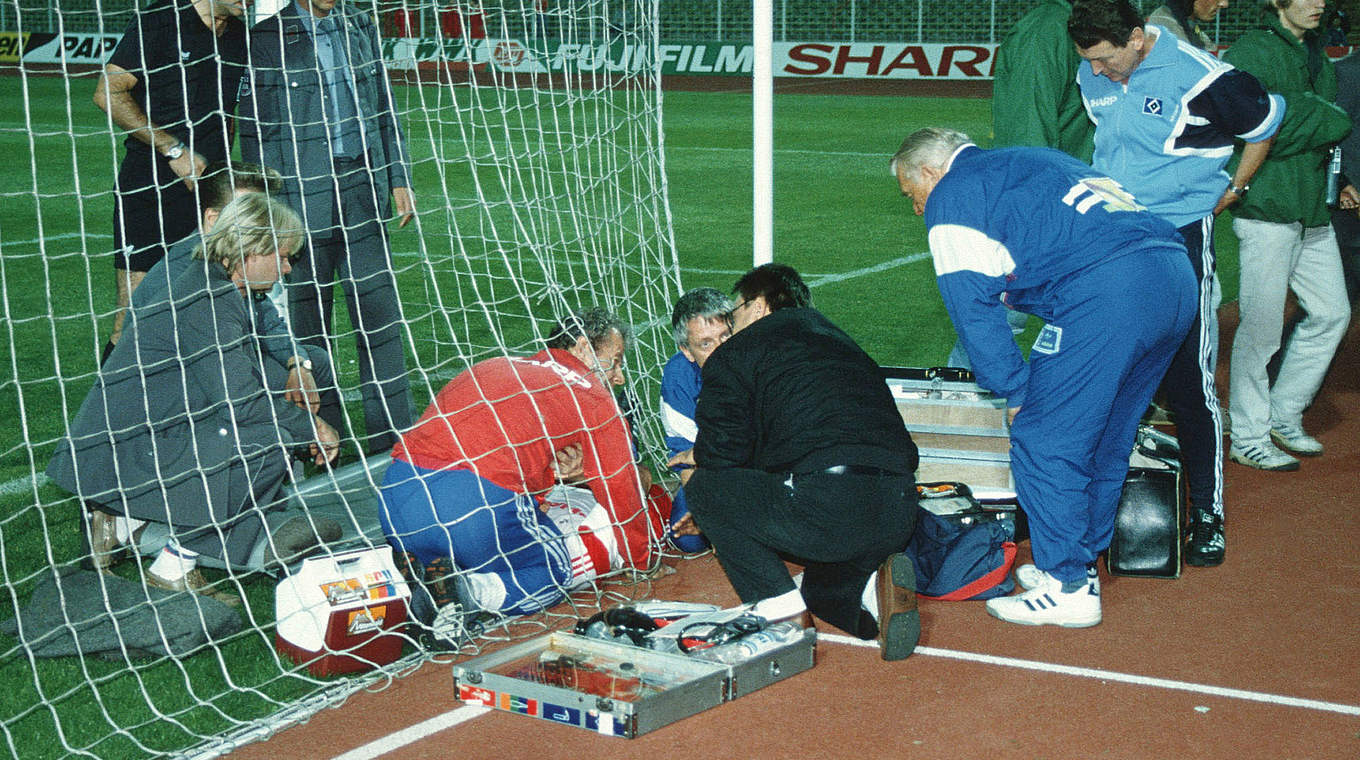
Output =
[{"x1": 394, "y1": 348, "x2": 656, "y2": 569}]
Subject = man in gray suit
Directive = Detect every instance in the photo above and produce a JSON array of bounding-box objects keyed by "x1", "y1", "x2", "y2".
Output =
[
  {"x1": 239, "y1": 0, "x2": 415, "y2": 455},
  {"x1": 47, "y1": 193, "x2": 341, "y2": 604}
]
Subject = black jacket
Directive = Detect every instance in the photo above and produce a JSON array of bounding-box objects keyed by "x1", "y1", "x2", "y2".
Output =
[{"x1": 694, "y1": 307, "x2": 918, "y2": 475}]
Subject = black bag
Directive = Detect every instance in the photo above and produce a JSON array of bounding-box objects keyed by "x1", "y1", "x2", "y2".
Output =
[{"x1": 1107, "y1": 427, "x2": 1184, "y2": 579}]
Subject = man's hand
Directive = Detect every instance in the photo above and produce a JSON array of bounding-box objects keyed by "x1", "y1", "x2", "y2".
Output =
[
  {"x1": 1212, "y1": 188, "x2": 1240, "y2": 216},
  {"x1": 310, "y1": 417, "x2": 341, "y2": 467},
  {"x1": 637, "y1": 466, "x2": 653, "y2": 493},
  {"x1": 671, "y1": 512, "x2": 701, "y2": 537},
  {"x1": 1340, "y1": 184, "x2": 1359, "y2": 213},
  {"x1": 667, "y1": 449, "x2": 696, "y2": 470},
  {"x1": 553, "y1": 442, "x2": 584, "y2": 481},
  {"x1": 284, "y1": 360, "x2": 321, "y2": 414},
  {"x1": 168, "y1": 148, "x2": 207, "y2": 191},
  {"x1": 392, "y1": 186, "x2": 415, "y2": 228}
]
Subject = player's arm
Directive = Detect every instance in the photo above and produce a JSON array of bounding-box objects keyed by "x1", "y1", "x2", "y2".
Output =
[
  {"x1": 93, "y1": 64, "x2": 205, "y2": 187},
  {"x1": 928, "y1": 220, "x2": 1030, "y2": 406}
]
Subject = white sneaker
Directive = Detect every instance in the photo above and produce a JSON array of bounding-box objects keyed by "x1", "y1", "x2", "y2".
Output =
[
  {"x1": 986, "y1": 569, "x2": 1101, "y2": 628},
  {"x1": 1229, "y1": 438, "x2": 1300, "y2": 471},
  {"x1": 1269, "y1": 423, "x2": 1323, "y2": 456},
  {"x1": 1015, "y1": 563, "x2": 1099, "y2": 595}
]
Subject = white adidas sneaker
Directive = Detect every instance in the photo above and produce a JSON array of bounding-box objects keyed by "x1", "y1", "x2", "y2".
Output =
[
  {"x1": 986, "y1": 568, "x2": 1101, "y2": 628},
  {"x1": 1015, "y1": 563, "x2": 1100, "y2": 595}
]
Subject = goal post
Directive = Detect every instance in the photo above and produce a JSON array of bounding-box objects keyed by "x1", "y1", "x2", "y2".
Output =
[{"x1": 0, "y1": 0, "x2": 682, "y2": 756}]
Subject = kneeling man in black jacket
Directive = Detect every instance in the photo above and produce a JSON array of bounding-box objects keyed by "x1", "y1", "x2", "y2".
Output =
[{"x1": 671, "y1": 263, "x2": 922, "y2": 660}]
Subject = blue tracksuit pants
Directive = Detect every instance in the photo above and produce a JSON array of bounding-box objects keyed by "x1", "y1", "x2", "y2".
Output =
[
  {"x1": 378, "y1": 459, "x2": 572, "y2": 615},
  {"x1": 1010, "y1": 248, "x2": 1196, "y2": 584}
]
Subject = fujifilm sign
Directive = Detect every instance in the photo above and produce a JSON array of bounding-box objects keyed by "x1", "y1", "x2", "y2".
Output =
[{"x1": 382, "y1": 38, "x2": 1003, "y2": 80}]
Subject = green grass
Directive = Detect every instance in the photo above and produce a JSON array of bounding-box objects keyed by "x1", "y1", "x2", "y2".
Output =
[{"x1": 0, "y1": 72, "x2": 1240, "y2": 758}]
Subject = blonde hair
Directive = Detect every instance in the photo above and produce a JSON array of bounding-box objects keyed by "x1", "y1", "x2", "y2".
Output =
[{"x1": 193, "y1": 192, "x2": 303, "y2": 271}]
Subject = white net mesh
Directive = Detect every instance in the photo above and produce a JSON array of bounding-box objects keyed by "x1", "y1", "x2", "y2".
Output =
[{"x1": 0, "y1": 0, "x2": 681, "y2": 756}]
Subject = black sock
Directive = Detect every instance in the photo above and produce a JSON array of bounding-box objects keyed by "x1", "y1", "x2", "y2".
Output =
[{"x1": 99, "y1": 339, "x2": 116, "y2": 366}]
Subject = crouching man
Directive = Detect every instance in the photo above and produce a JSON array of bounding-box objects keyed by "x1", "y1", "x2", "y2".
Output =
[
  {"x1": 892, "y1": 128, "x2": 1196, "y2": 627},
  {"x1": 379, "y1": 307, "x2": 661, "y2": 616},
  {"x1": 675, "y1": 264, "x2": 922, "y2": 661}
]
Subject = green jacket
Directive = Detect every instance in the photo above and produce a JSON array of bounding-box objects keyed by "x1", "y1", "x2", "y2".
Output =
[
  {"x1": 991, "y1": 0, "x2": 1094, "y2": 162},
  {"x1": 1224, "y1": 11, "x2": 1352, "y2": 226}
]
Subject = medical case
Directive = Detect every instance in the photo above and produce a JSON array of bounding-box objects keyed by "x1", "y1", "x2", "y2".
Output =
[
  {"x1": 884, "y1": 367, "x2": 1013, "y2": 491},
  {"x1": 451, "y1": 627, "x2": 816, "y2": 737}
]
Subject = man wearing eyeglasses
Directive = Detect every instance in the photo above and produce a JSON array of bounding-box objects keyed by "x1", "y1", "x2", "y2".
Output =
[
  {"x1": 674, "y1": 264, "x2": 923, "y2": 661},
  {"x1": 659, "y1": 287, "x2": 733, "y2": 553}
]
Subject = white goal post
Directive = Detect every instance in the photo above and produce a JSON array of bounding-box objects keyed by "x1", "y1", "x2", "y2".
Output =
[{"x1": 0, "y1": 0, "x2": 682, "y2": 756}]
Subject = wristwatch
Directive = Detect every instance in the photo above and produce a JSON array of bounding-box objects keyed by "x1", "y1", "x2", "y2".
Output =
[
  {"x1": 1228, "y1": 182, "x2": 1249, "y2": 198},
  {"x1": 290, "y1": 357, "x2": 314, "y2": 372},
  {"x1": 163, "y1": 142, "x2": 186, "y2": 160}
]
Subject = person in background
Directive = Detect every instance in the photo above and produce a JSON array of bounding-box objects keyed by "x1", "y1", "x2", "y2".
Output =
[
  {"x1": 659, "y1": 287, "x2": 732, "y2": 553},
  {"x1": 1224, "y1": 0, "x2": 1353, "y2": 471},
  {"x1": 48, "y1": 193, "x2": 341, "y2": 604},
  {"x1": 1069, "y1": 0, "x2": 1283, "y2": 566},
  {"x1": 95, "y1": 0, "x2": 252, "y2": 364},
  {"x1": 239, "y1": 0, "x2": 416, "y2": 455},
  {"x1": 1148, "y1": 0, "x2": 1230, "y2": 49},
  {"x1": 1331, "y1": 52, "x2": 1360, "y2": 299}
]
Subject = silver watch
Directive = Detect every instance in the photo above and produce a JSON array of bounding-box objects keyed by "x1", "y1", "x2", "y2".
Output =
[
  {"x1": 292, "y1": 358, "x2": 314, "y2": 372},
  {"x1": 163, "y1": 142, "x2": 186, "y2": 160}
]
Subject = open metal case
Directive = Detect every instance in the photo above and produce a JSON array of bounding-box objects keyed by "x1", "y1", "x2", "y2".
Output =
[{"x1": 452, "y1": 628, "x2": 817, "y2": 737}]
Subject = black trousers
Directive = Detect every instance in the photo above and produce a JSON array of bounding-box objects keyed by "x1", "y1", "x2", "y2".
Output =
[
  {"x1": 1160, "y1": 218, "x2": 1223, "y2": 517},
  {"x1": 685, "y1": 467, "x2": 917, "y2": 638}
]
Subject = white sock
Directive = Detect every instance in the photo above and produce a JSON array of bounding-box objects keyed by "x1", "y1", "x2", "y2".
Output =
[
  {"x1": 149, "y1": 542, "x2": 197, "y2": 582},
  {"x1": 748, "y1": 587, "x2": 806, "y2": 622},
  {"x1": 461, "y1": 571, "x2": 506, "y2": 612},
  {"x1": 115, "y1": 516, "x2": 147, "y2": 545},
  {"x1": 862, "y1": 572, "x2": 879, "y2": 623}
]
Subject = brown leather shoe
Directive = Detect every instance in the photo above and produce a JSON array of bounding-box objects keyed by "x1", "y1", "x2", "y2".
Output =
[
  {"x1": 875, "y1": 553, "x2": 920, "y2": 661},
  {"x1": 145, "y1": 568, "x2": 241, "y2": 607},
  {"x1": 85, "y1": 508, "x2": 124, "y2": 573}
]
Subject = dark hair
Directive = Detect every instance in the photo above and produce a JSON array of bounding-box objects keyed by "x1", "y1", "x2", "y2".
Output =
[
  {"x1": 546, "y1": 306, "x2": 633, "y2": 352},
  {"x1": 670, "y1": 287, "x2": 733, "y2": 348},
  {"x1": 1069, "y1": 0, "x2": 1145, "y2": 48},
  {"x1": 197, "y1": 161, "x2": 283, "y2": 216},
  {"x1": 1161, "y1": 0, "x2": 1205, "y2": 48},
  {"x1": 732, "y1": 263, "x2": 810, "y2": 312}
]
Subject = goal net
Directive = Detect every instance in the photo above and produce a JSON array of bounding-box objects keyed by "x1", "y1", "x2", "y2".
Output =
[{"x1": 0, "y1": 0, "x2": 680, "y2": 756}]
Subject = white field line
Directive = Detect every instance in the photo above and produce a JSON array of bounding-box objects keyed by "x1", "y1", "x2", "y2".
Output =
[
  {"x1": 329, "y1": 706, "x2": 491, "y2": 760},
  {"x1": 820, "y1": 632, "x2": 1360, "y2": 717},
  {"x1": 326, "y1": 632, "x2": 1359, "y2": 759}
]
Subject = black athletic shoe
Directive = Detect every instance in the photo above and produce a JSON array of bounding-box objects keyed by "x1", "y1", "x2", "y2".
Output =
[{"x1": 1185, "y1": 513, "x2": 1225, "y2": 567}]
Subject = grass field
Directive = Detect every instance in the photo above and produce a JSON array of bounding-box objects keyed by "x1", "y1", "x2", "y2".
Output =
[{"x1": 0, "y1": 71, "x2": 1243, "y2": 758}]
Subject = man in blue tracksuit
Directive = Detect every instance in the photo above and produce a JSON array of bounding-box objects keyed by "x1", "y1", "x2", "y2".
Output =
[
  {"x1": 892, "y1": 128, "x2": 1196, "y2": 627},
  {"x1": 1068, "y1": 0, "x2": 1283, "y2": 566}
]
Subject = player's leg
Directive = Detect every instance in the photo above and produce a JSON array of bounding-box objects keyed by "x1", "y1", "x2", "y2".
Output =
[
  {"x1": 1269, "y1": 224, "x2": 1350, "y2": 452},
  {"x1": 1229, "y1": 218, "x2": 1301, "y2": 469},
  {"x1": 334, "y1": 170, "x2": 412, "y2": 454}
]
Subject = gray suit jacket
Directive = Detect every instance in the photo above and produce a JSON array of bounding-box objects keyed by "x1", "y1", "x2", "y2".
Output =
[
  {"x1": 238, "y1": 2, "x2": 411, "y2": 232},
  {"x1": 47, "y1": 261, "x2": 317, "y2": 537}
]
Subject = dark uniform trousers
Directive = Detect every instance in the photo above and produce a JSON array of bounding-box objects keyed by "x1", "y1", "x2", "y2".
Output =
[
  {"x1": 289, "y1": 155, "x2": 412, "y2": 454},
  {"x1": 685, "y1": 467, "x2": 917, "y2": 639}
]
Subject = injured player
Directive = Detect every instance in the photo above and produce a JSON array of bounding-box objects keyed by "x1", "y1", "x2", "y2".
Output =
[
  {"x1": 892, "y1": 128, "x2": 1196, "y2": 627},
  {"x1": 378, "y1": 307, "x2": 662, "y2": 617}
]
